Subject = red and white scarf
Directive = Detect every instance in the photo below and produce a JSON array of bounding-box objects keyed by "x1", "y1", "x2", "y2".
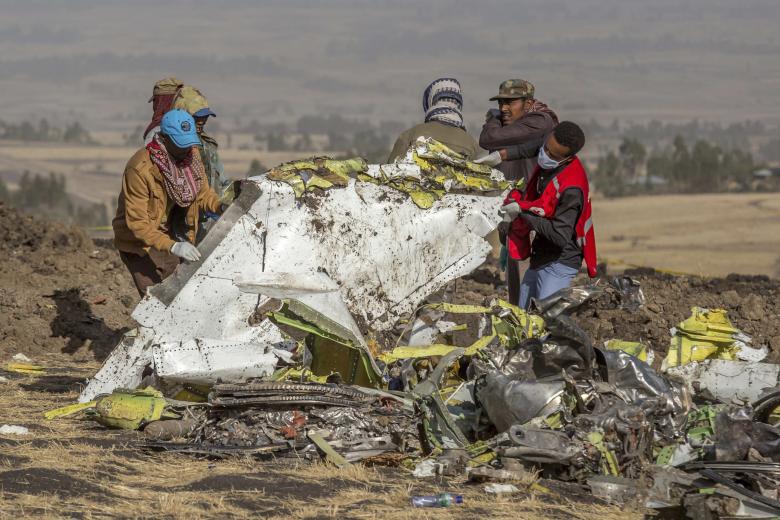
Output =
[{"x1": 146, "y1": 134, "x2": 204, "y2": 207}]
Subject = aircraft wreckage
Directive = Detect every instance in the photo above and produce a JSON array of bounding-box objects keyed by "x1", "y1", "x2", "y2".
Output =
[
  {"x1": 80, "y1": 138, "x2": 508, "y2": 401},
  {"x1": 62, "y1": 139, "x2": 780, "y2": 516}
]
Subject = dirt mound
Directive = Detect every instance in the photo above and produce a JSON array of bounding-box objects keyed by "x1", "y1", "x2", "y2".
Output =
[
  {"x1": 0, "y1": 202, "x2": 88, "y2": 252},
  {"x1": 0, "y1": 202, "x2": 137, "y2": 362},
  {"x1": 574, "y1": 269, "x2": 780, "y2": 361},
  {"x1": 459, "y1": 260, "x2": 780, "y2": 361}
]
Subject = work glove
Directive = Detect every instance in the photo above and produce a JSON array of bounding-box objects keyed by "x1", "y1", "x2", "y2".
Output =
[
  {"x1": 485, "y1": 108, "x2": 501, "y2": 121},
  {"x1": 474, "y1": 151, "x2": 502, "y2": 167},
  {"x1": 499, "y1": 201, "x2": 521, "y2": 223},
  {"x1": 170, "y1": 241, "x2": 201, "y2": 262}
]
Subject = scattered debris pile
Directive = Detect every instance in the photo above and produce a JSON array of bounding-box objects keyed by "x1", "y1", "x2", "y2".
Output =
[
  {"x1": 30, "y1": 143, "x2": 780, "y2": 516},
  {"x1": 165, "y1": 382, "x2": 419, "y2": 465},
  {"x1": 49, "y1": 282, "x2": 780, "y2": 515},
  {"x1": 573, "y1": 270, "x2": 780, "y2": 362}
]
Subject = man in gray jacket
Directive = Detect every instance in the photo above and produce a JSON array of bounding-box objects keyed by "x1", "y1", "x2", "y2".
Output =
[
  {"x1": 478, "y1": 79, "x2": 558, "y2": 305},
  {"x1": 479, "y1": 79, "x2": 558, "y2": 183}
]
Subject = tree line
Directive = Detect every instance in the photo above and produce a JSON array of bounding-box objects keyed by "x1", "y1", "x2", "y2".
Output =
[
  {"x1": 593, "y1": 135, "x2": 764, "y2": 197},
  {"x1": 0, "y1": 119, "x2": 95, "y2": 144},
  {"x1": 0, "y1": 172, "x2": 108, "y2": 227}
]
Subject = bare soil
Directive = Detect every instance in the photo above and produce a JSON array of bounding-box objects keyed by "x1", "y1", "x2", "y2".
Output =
[
  {"x1": 0, "y1": 202, "x2": 137, "y2": 363},
  {"x1": 457, "y1": 260, "x2": 780, "y2": 361}
]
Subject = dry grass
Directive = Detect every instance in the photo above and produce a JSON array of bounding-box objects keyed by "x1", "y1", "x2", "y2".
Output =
[
  {"x1": 0, "y1": 357, "x2": 642, "y2": 519},
  {"x1": 0, "y1": 141, "x2": 316, "y2": 209},
  {"x1": 594, "y1": 192, "x2": 780, "y2": 278}
]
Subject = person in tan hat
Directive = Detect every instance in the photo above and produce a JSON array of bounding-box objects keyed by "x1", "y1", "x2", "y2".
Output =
[
  {"x1": 476, "y1": 79, "x2": 558, "y2": 306},
  {"x1": 143, "y1": 76, "x2": 184, "y2": 143},
  {"x1": 172, "y1": 86, "x2": 232, "y2": 202},
  {"x1": 478, "y1": 79, "x2": 558, "y2": 183}
]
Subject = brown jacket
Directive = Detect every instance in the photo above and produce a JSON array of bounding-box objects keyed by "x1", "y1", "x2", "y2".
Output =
[
  {"x1": 479, "y1": 103, "x2": 558, "y2": 182},
  {"x1": 387, "y1": 121, "x2": 480, "y2": 162},
  {"x1": 113, "y1": 147, "x2": 221, "y2": 256}
]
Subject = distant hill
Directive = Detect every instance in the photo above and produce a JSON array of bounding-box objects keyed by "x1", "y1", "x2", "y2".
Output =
[{"x1": 1, "y1": 0, "x2": 779, "y2": 133}]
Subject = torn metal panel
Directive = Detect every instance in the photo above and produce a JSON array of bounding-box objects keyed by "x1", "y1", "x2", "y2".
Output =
[
  {"x1": 530, "y1": 283, "x2": 603, "y2": 320},
  {"x1": 609, "y1": 276, "x2": 645, "y2": 312},
  {"x1": 587, "y1": 475, "x2": 640, "y2": 505},
  {"x1": 78, "y1": 328, "x2": 154, "y2": 402},
  {"x1": 666, "y1": 360, "x2": 780, "y2": 404},
  {"x1": 595, "y1": 347, "x2": 691, "y2": 434},
  {"x1": 82, "y1": 163, "x2": 504, "y2": 401},
  {"x1": 663, "y1": 307, "x2": 766, "y2": 370},
  {"x1": 476, "y1": 374, "x2": 567, "y2": 433},
  {"x1": 499, "y1": 425, "x2": 582, "y2": 464},
  {"x1": 151, "y1": 338, "x2": 287, "y2": 385},
  {"x1": 267, "y1": 300, "x2": 382, "y2": 387}
]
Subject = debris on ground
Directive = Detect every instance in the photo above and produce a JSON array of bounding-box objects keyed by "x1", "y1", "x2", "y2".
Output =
[
  {"x1": 663, "y1": 306, "x2": 767, "y2": 369},
  {"x1": 80, "y1": 140, "x2": 505, "y2": 401},
  {"x1": 5, "y1": 362, "x2": 46, "y2": 375},
  {"x1": 0, "y1": 425, "x2": 30, "y2": 436},
  {"x1": 484, "y1": 483, "x2": 521, "y2": 494},
  {"x1": 15, "y1": 144, "x2": 780, "y2": 517},
  {"x1": 410, "y1": 492, "x2": 464, "y2": 507}
]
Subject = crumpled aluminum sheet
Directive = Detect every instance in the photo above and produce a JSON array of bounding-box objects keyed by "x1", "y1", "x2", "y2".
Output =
[
  {"x1": 468, "y1": 337, "x2": 586, "y2": 382},
  {"x1": 715, "y1": 406, "x2": 780, "y2": 463},
  {"x1": 475, "y1": 373, "x2": 567, "y2": 433},
  {"x1": 665, "y1": 360, "x2": 780, "y2": 405},
  {"x1": 595, "y1": 347, "x2": 691, "y2": 437},
  {"x1": 498, "y1": 425, "x2": 583, "y2": 464},
  {"x1": 466, "y1": 341, "x2": 534, "y2": 381},
  {"x1": 531, "y1": 284, "x2": 603, "y2": 320},
  {"x1": 610, "y1": 276, "x2": 645, "y2": 312}
]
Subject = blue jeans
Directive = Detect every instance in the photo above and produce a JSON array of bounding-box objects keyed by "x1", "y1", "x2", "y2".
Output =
[{"x1": 518, "y1": 262, "x2": 579, "y2": 309}]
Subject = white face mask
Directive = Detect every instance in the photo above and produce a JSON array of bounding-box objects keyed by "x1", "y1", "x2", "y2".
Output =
[{"x1": 537, "y1": 146, "x2": 563, "y2": 170}]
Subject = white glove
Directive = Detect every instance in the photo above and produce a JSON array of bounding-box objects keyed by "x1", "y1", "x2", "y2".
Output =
[
  {"x1": 170, "y1": 241, "x2": 201, "y2": 262},
  {"x1": 499, "y1": 202, "x2": 521, "y2": 223},
  {"x1": 473, "y1": 151, "x2": 502, "y2": 167}
]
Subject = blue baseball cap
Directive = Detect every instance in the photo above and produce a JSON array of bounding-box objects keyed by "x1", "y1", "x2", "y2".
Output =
[
  {"x1": 193, "y1": 107, "x2": 216, "y2": 118},
  {"x1": 160, "y1": 109, "x2": 201, "y2": 148}
]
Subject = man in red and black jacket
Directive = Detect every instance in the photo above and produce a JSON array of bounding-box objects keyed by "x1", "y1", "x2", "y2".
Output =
[{"x1": 493, "y1": 122, "x2": 597, "y2": 309}]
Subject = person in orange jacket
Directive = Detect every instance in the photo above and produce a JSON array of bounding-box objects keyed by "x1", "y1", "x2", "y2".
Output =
[{"x1": 114, "y1": 109, "x2": 223, "y2": 296}]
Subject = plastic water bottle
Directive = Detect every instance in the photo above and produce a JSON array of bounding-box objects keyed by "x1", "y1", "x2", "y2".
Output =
[{"x1": 410, "y1": 493, "x2": 464, "y2": 507}]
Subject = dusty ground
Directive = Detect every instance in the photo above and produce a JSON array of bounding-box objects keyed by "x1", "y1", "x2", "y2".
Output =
[
  {"x1": 453, "y1": 258, "x2": 780, "y2": 360},
  {"x1": 0, "y1": 202, "x2": 137, "y2": 361},
  {"x1": 0, "y1": 140, "x2": 320, "y2": 210},
  {"x1": 1, "y1": 203, "x2": 778, "y2": 518},
  {"x1": 0, "y1": 360, "x2": 639, "y2": 519},
  {"x1": 592, "y1": 192, "x2": 780, "y2": 278}
]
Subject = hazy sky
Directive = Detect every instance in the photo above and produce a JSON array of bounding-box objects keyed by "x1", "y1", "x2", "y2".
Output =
[{"x1": 2, "y1": 0, "x2": 779, "y2": 130}]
